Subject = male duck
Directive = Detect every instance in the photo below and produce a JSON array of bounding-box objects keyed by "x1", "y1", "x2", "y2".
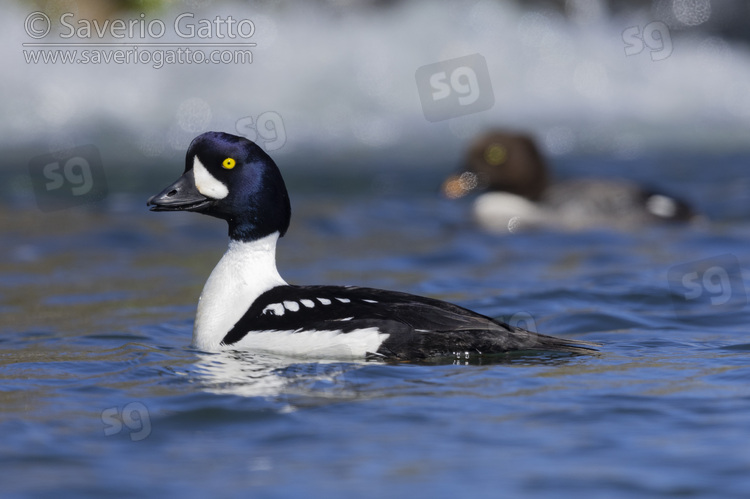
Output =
[{"x1": 148, "y1": 132, "x2": 597, "y2": 360}]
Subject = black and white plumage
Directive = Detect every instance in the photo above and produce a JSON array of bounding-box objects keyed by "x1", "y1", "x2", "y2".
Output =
[
  {"x1": 443, "y1": 130, "x2": 699, "y2": 233},
  {"x1": 147, "y1": 131, "x2": 597, "y2": 360}
]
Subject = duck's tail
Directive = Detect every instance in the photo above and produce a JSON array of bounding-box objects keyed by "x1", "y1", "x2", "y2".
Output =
[{"x1": 524, "y1": 330, "x2": 600, "y2": 355}]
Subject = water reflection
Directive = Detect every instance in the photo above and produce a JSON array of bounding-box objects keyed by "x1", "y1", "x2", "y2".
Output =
[
  {"x1": 190, "y1": 344, "x2": 597, "y2": 407},
  {"x1": 192, "y1": 348, "x2": 369, "y2": 405}
]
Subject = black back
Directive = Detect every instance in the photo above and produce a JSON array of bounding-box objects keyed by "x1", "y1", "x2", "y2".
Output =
[{"x1": 222, "y1": 285, "x2": 597, "y2": 360}]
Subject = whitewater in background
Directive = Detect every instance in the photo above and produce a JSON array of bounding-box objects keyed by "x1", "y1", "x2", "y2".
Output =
[{"x1": 4, "y1": 0, "x2": 750, "y2": 165}]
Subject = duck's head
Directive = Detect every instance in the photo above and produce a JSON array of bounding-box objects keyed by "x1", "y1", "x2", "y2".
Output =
[
  {"x1": 147, "y1": 131, "x2": 291, "y2": 242},
  {"x1": 442, "y1": 130, "x2": 549, "y2": 201}
]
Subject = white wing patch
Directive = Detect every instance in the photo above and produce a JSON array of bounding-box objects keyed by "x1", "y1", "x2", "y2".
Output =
[
  {"x1": 193, "y1": 156, "x2": 229, "y2": 200},
  {"x1": 283, "y1": 301, "x2": 300, "y2": 312},
  {"x1": 646, "y1": 194, "x2": 677, "y2": 218},
  {"x1": 231, "y1": 328, "x2": 389, "y2": 359},
  {"x1": 263, "y1": 297, "x2": 360, "y2": 317},
  {"x1": 262, "y1": 303, "x2": 286, "y2": 316},
  {"x1": 363, "y1": 299, "x2": 378, "y2": 304}
]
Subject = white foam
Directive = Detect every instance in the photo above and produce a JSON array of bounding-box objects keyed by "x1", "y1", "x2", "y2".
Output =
[{"x1": 7, "y1": 3, "x2": 750, "y2": 156}]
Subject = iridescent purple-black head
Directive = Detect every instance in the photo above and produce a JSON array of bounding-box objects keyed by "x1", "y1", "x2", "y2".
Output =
[{"x1": 147, "y1": 132, "x2": 291, "y2": 241}]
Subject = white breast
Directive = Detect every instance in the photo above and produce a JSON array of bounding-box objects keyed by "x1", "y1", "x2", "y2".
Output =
[
  {"x1": 193, "y1": 232, "x2": 287, "y2": 351},
  {"x1": 473, "y1": 192, "x2": 545, "y2": 233}
]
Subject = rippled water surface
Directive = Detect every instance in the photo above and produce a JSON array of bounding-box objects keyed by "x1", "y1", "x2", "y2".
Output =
[{"x1": 2, "y1": 155, "x2": 750, "y2": 498}]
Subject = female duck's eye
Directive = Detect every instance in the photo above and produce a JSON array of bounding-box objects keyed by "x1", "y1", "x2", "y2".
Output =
[
  {"x1": 484, "y1": 144, "x2": 507, "y2": 166},
  {"x1": 222, "y1": 158, "x2": 236, "y2": 170}
]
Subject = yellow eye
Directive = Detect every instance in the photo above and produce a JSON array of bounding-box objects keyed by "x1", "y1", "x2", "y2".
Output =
[
  {"x1": 222, "y1": 157, "x2": 236, "y2": 169},
  {"x1": 484, "y1": 144, "x2": 507, "y2": 166}
]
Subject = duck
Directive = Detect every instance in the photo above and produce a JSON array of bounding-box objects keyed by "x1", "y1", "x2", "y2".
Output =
[
  {"x1": 443, "y1": 130, "x2": 698, "y2": 233},
  {"x1": 147, "y1": 131, "x2": 597, "y2": 361}
]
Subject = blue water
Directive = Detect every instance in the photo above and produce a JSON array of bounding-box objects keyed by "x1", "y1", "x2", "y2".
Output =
[{"x1": 2, "y1": 153, "x2": 750, "y2": 498}]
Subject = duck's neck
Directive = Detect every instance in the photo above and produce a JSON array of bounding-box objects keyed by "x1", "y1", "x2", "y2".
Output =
[{"x1": 193, "y1": 232, "x2": 287, "y2": 351}]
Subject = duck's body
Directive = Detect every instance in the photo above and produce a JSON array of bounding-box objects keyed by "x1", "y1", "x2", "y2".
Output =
[
  {"x1": 196, "y1": 235, "x2": 588, "y2": 358},
  {"x1": 148, "y1": 132, "x2": 596, "y2": 360},
  {"x1": 445, "y1": 131, "x2": 698, "y2": 233}
]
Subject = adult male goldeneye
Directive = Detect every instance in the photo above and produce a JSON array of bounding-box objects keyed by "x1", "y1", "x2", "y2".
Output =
[
  {"x1": 443, "y1": 130, "x2": 698, "y2": 233},
  {"x1": 147, "y1": 132, "x2": 596, "y2": 360}
]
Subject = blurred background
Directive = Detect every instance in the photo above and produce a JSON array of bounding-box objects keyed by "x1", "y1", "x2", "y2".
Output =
[{"x1": 5, "y1": 0, "x2": 750, "y2": 205}]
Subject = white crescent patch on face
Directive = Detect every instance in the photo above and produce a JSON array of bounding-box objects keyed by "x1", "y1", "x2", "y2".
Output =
[{"x1": 193, "y1": 156, "x2": 229, "y2": 199}]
